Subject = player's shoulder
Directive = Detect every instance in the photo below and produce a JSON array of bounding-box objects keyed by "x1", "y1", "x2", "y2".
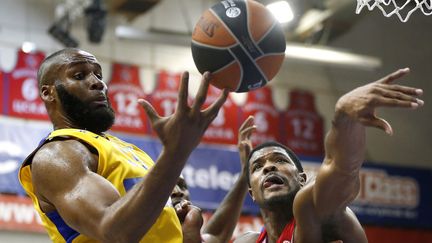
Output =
[
  {"x1": 233, "y1": 231, "x2": 260, "y2": 243},
  {"x1": 36, "y1": 138, "x2": 87, "y2": 159},
  {"x1": 32, "y1": 138, "x2": 96, "y2": 172}
]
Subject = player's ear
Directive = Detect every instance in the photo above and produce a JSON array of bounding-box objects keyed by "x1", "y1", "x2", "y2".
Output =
[
  {"x1": 40, "y1": 85, "x2": 55, "y2": 102},
  {"x1": 298, "y1": 172, "x2": 307, "y2": 186}
]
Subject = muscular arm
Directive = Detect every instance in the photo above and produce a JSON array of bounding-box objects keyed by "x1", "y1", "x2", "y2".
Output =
[
  {"x1": 33, "y1": 139, "x2": 201, "y2": 242},
  {"x1": 32, "y1": 71, "x2": 228, "y2": 242},
  {"x1": 201, "y1": 173, "x2": 248, "y2": 243},
  {"x1": 292, "y1": 69, "x2": 423, "y2": 243},
  {"x1": 201, "y1": 116, "x2": 255, "y2": 243},
  {"x1": 308, "y1": 68, "x2": 423, "y2": 217}
]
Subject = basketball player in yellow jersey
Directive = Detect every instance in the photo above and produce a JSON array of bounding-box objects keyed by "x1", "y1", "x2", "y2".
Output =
[{"x1": 19, "y1": 48, "x2": 228, "y2": 242}]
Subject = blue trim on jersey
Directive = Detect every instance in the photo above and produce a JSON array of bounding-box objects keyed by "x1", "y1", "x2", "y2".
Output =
[
  {"x1": 38, "y1": 134, "x2": 49, "y2": 146},
  {"x1": 46, "y1": 210, "x2": 80, "y2": 243},
  {"x1": 123, "y1": 177, "x2": 143, "y2": 191}
]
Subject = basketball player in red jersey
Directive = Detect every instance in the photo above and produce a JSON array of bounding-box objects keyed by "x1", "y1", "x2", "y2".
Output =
[
  {"x1": 19, "y1": 48, "x2": 228, "y2": 242},
  {"x1": 233, "y1": 68, "x2": 424, "y2": 243}
]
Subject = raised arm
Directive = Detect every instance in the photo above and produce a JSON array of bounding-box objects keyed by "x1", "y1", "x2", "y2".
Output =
[
  {"x1": 32, "y1": 71, "x2": 228, "y2": 242},
  {"x1": 201, "y1": 116, "x2": 256, "y2": 243},
  {"x1": 312, "y1": 68, "x2": 423, "y2": 216}
]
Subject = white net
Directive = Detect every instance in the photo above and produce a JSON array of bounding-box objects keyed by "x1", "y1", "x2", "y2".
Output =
[{"x1": 356, "y1": 0, "x2": 432, "y2": 22}]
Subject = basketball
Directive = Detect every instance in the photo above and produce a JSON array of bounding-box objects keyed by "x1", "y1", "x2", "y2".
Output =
[{"x1": 191, "y1": 0, "x2": 286, "y2": 93}]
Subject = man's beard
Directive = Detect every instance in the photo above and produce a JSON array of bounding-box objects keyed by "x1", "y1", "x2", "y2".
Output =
[
  {"x1": 258, "y1": 184, "x2": 301, "y2": 210},
  {"x1": 55, "y1": 83, "x2": 115, "y2": 134}
]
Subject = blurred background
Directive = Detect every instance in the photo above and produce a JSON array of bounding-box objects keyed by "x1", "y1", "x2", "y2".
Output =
[{"x1": 0, "y1": 0, "x2": 430, "y2": 242}]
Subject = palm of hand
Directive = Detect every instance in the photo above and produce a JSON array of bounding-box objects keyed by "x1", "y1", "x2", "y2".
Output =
[{"x1": 139, "y1": 71, "x2": 228, "y2": 155}]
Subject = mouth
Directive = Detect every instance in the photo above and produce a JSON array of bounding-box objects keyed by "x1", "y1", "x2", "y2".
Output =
[
  {"x1": 92, "y1": 96, "x2": 108, "y2": 106},
  {"x1": 262, "y1": 174, "x2": 286, "y2": 189}
]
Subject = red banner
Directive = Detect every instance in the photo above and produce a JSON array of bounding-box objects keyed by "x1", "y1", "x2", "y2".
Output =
[
  {"x1": 0, "y1": 194, "x2": 45, "y2": 233},
  {"x1": 148, "y1": 70, "x2": 182, "y2": 136},
  {"x1": 242, "y1": 86, "x2": 282, "y2": 146},
  {"x1": 107, "y1": 63, "x2": 149, "y2": 135},
  {"x1": 202, "y1": 85, "x2": 240, "y2": 145},
  {"x1": 282, "y1": 90, "x2": 324, "y2": 157},
  {"x1": 0, "y1": 69, "x2": 4, "y2": 114},
  {"x1": 6, "y1": 50, "x2": 47, "y2": 120}
]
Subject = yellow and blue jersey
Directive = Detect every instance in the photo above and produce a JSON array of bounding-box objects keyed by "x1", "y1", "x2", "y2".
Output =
[{"x1": 19, "y1": 129, "x2": 182, "y2": 243}]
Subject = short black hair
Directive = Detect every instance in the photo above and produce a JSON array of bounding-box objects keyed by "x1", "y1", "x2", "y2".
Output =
[
  {"x1": 245, "y1": 141, "x2": 303, "y2": 187},
  {"x1": 37, "y1": 48, "x2": 81, "y2": 90}
]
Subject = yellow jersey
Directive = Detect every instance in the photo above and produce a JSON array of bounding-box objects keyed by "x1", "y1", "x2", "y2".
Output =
[{"x1": 19, "y1": 129, "x2": 182, "y2": 243}]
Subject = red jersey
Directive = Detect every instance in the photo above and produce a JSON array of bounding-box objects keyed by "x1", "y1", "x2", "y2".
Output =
[{"x1": 256, "y1": 219, "x2": 296, "y2": 243}]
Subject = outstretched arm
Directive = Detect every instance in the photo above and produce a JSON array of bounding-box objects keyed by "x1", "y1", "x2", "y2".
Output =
[
  {"x1": 312, "y1": 68, "x2": 423, "y2": 217},
  {"x1": 32, "y1": 72, "x2": 228, "y2": 242},
  {"x1": 201, "y1": 116, "x2": 256, "y2": 243}
]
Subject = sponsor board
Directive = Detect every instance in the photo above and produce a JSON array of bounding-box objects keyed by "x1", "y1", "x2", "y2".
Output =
[
  {"x1": 0, "y1": 119, "x2": 430, "y2": 228},
  {"x1": 0, "y1": 194, "x2": 45, "y2": 233}
]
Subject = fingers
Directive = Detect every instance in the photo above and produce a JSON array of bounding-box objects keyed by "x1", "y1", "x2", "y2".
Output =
[
  {"x1": 138, "y1": 99, "x2": 161, "y2": 123},
  {"x1": 202, "y1": 88, "x2": 229, "y2": 121},
  {"x1": 385, "y1": 84, "x2": 423, "y2": 96},
  {"x1": 374, "y1": 86, "x2": 424, "y2": 107},
  {"x1": 360, "y1": 116, "x2": 393, "y2": 135},
  {"x1": 175, "y1": 200, "x2": 191, "y2": 212},
  {"x1": 371, "y1": 95, "x2": 423, "y2": 109},
  {"x1": 239, "y1": 116, "x2": 256, "y2": 141},
  {"x1": 177, "y1": 71, "x2": 190, "y2": 112},
  {"x1": 379, "y1": 68, "x2": 410, "y2": 84},
  {"x1": 240, "y1": 125, "x2": 257, "y2": 140},
  {"x1": 192, "y1": 72, "x2": 211, "y2": 112},
  {"x1": 239, "y1": 116, "x2": 255, "y2": 134}
]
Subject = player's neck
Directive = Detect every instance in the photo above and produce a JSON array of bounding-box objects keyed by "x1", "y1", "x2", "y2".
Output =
[{"x1": 260, "y1": 207, "x2": 293, "y2": 243}]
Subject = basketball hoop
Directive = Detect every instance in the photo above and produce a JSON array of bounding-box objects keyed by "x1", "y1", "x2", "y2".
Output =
[{"x1": 356, "y1": 0, "x2": 432, "y2": 22}]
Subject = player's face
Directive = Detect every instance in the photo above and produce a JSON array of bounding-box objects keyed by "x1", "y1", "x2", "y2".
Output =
[
  {"x1": 55, "y1": 50, "x2": 115, "y2": 133},
  {"x1": 248, "y1": 146, "x2": 303, "y2": 208},
  {"x1": 171, "y1": 176, "x2": 191, "y2": 207}
]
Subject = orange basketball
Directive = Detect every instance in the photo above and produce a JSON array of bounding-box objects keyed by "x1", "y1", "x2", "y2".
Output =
[{"x1": 191, "y1": 0, "x2": 286, "y2": 93}]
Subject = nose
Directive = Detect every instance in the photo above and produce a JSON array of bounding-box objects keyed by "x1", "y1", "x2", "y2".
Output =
[
  {"x1": 263, "y1": 161, "x2": 277, "y2": 175},
  {"x1": 171, "y1": 185, "x2": 184, "y2": 198},
  {"x1": 89, "y1": 75, "x2": 107, "y2": 91}
]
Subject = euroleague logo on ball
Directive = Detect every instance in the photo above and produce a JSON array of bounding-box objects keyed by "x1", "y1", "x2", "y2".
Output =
[
  {"x1": 221, "y1": 0, "x2": 241, "y2": 18},
  {"x1": 226, "y1": 7, "x2": 241, "y2": 18}
]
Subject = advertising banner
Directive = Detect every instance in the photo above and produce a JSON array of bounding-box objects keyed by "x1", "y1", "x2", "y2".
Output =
[
  {"x1": 302, "y1": 160, "x2": 432, "y2": 229},
  {"x1": 0, "y1": 119, "x2": 51, "y2": 195},
  {"x1": 0, "y1": 194, "x2": 45, "y2": 233},
  {"x1": 0, "y1": 119, "x2": 430, "y2": 228}
]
